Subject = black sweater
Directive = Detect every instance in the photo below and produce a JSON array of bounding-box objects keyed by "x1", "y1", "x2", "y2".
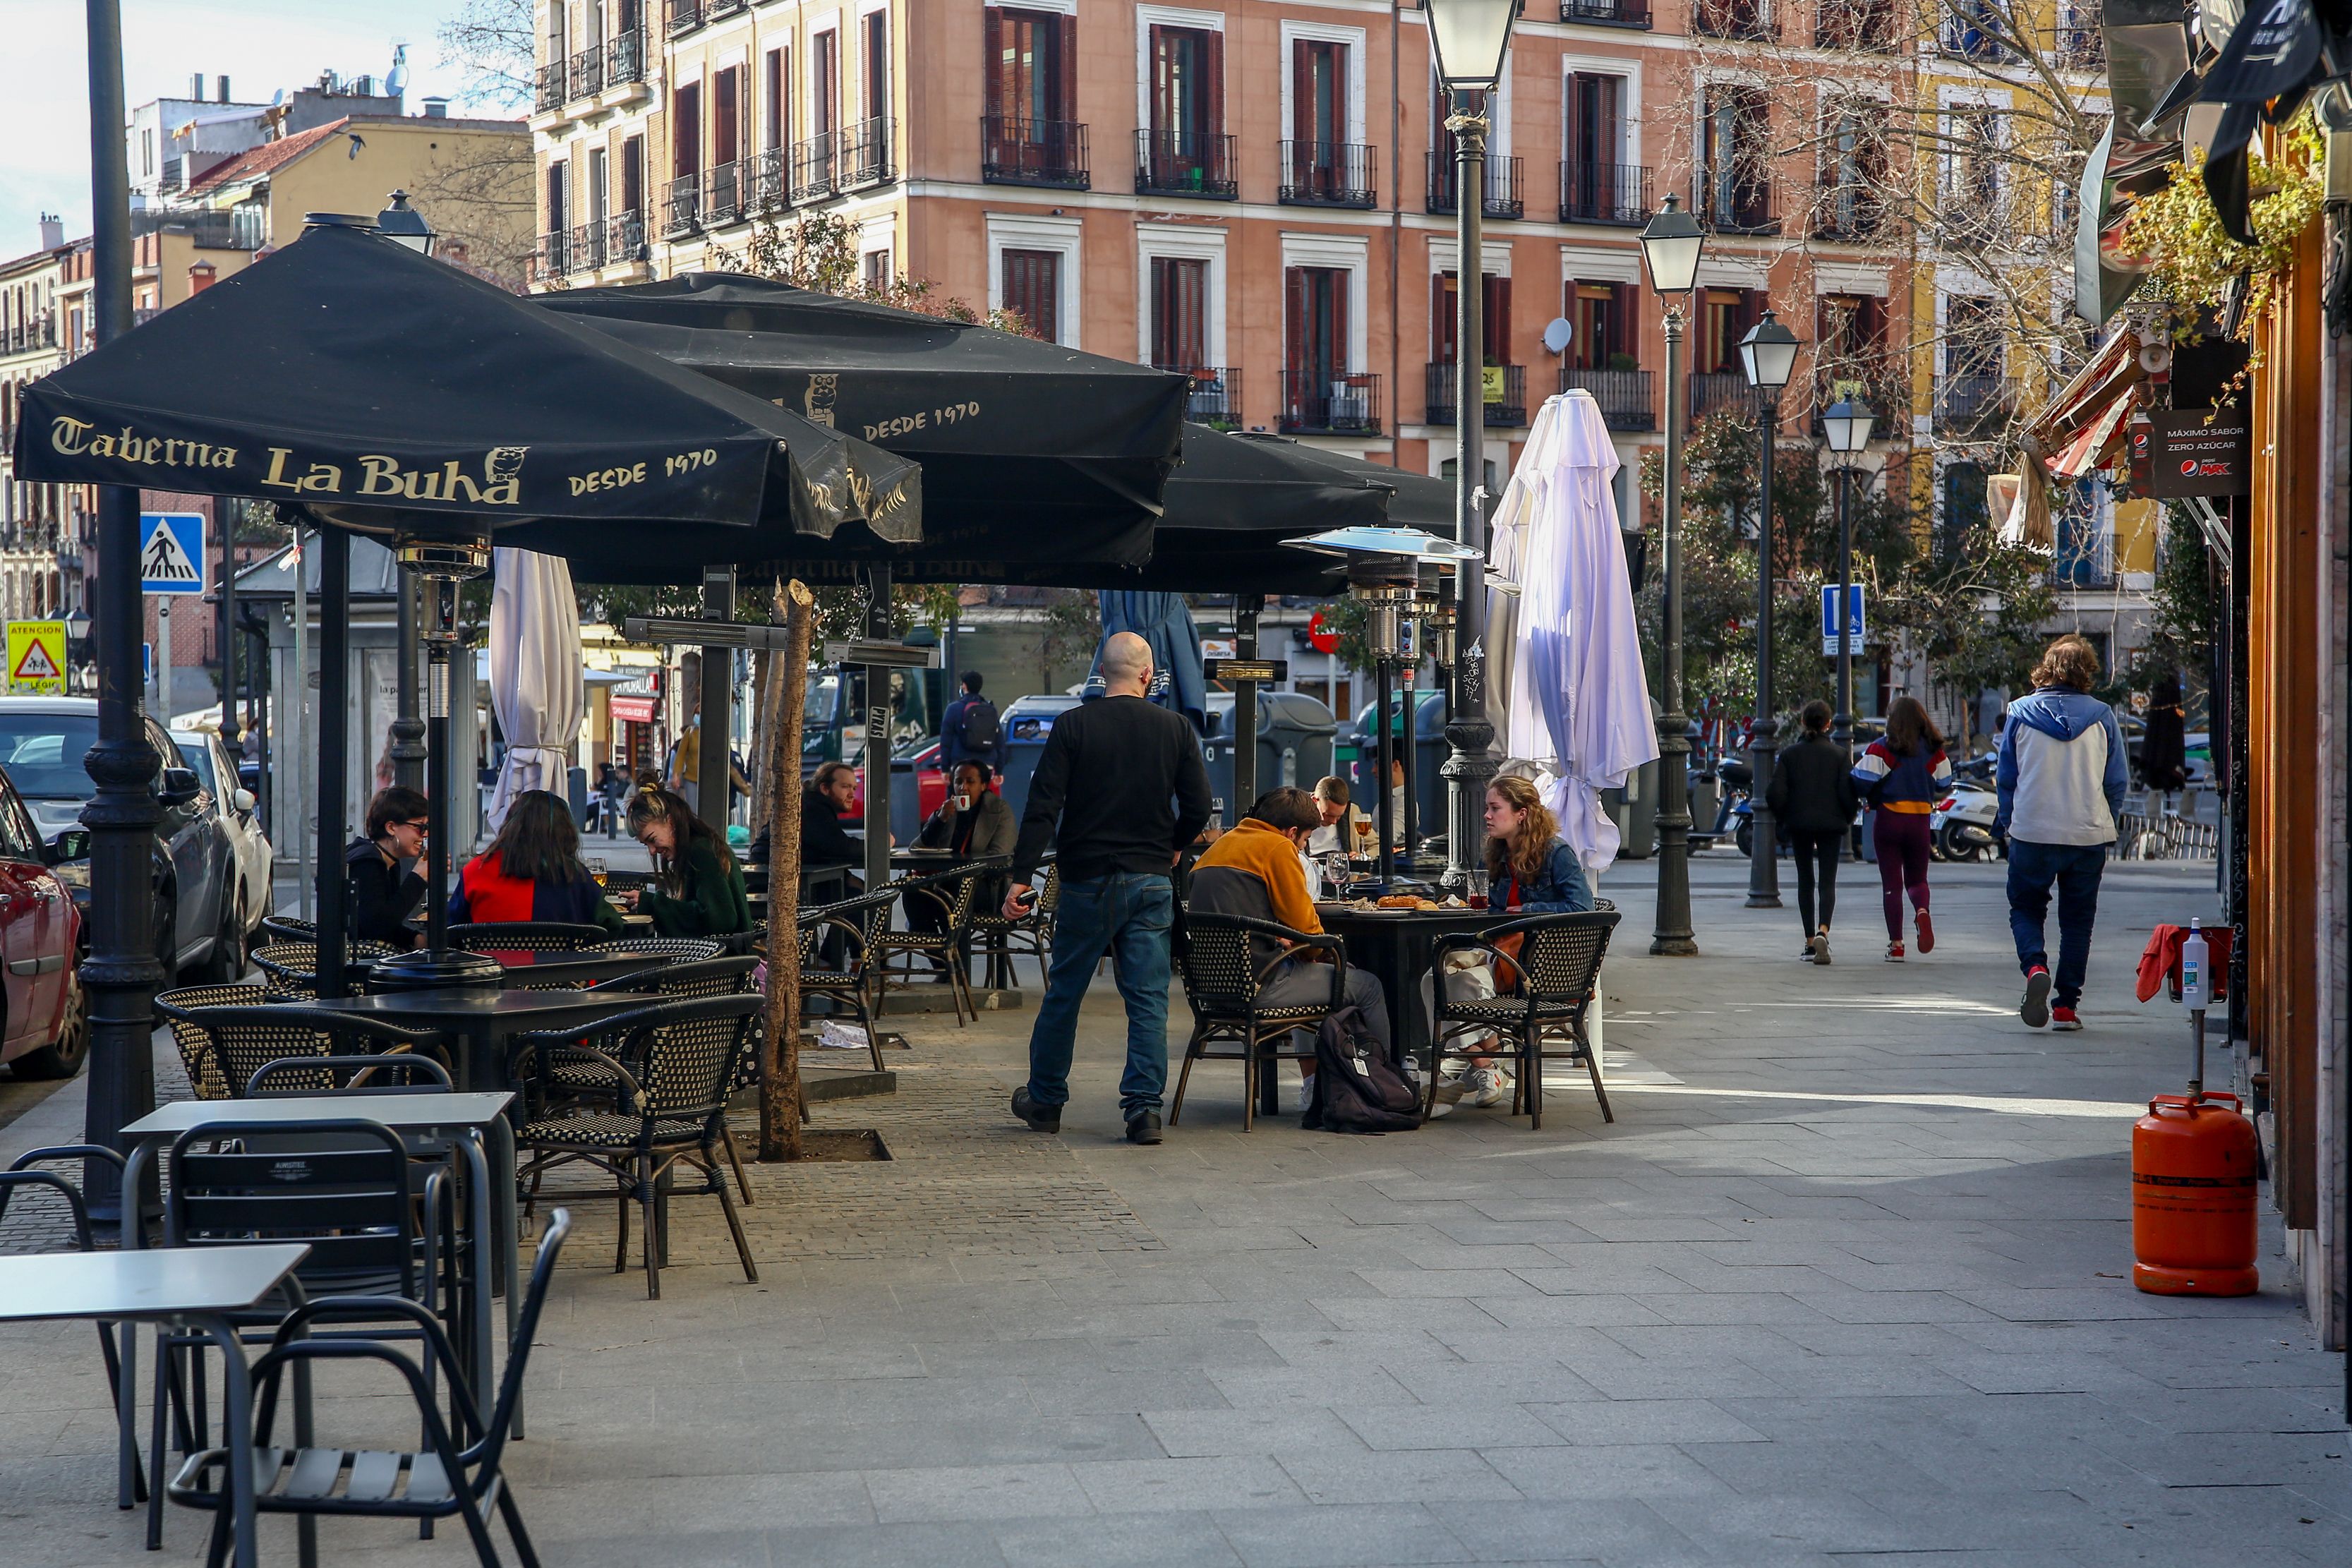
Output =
[
  {"x1": 1011, "y1": 695, "x2": 1212, "y2": 885},
  {"x1": 1766, "y1": 735, "x2": 1862, "y2": 835},
  {"x1": 344, "y1": 837, "x2": 426, "y2": 944}
]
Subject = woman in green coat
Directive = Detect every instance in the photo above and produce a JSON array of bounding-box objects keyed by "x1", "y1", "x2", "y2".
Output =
[{"x1": 625, "y1": 786, "x2": 752, "y2": 939}]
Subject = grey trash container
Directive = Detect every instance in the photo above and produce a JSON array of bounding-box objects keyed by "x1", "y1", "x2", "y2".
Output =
[
  {"x1": 1605, "y1": 696, "x2": 1665, "y2": 860},
  {"x1": 1205, "y1": 692, "x2": 1338, "y2": 825},
  {"x1": 998, "y1": 694, "x2": 1082, "y2": 823}
]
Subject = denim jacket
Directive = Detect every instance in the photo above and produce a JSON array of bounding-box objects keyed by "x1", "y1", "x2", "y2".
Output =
[{"x1": 1495, "y1": 839, "x2": 1595, "y2": 914}]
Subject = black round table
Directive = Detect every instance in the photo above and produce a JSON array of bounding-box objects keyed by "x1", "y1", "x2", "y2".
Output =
[{"x1": 1314, "y1": 903, "x2": 1519, "y2": 1076}]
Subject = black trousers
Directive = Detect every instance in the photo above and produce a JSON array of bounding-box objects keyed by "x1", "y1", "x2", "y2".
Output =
[{"x1": 1786, "y1": 828, "x2": 1844, "y2": 939}]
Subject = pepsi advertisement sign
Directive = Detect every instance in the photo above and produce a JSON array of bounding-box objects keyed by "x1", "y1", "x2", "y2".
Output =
[{"x1": 2146, "y1": 409, "x2": 2252, "y2": 498}]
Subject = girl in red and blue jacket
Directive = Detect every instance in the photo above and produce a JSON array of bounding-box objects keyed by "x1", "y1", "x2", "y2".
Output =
[
  {"x1": 449, "y1": 790, "x2": 626, "y2": 936},
  {"x1": 1851, "y1": 696, "x2": 1952, "y2": 961}
]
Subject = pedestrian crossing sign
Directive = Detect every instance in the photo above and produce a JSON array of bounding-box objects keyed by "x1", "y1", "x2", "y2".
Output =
[
  {"x1": 139, "y1": 512, "x2": 206, "y2": 595},
  {"x1": 6, "y1": 620, "x2": 67, "y2": 694}
]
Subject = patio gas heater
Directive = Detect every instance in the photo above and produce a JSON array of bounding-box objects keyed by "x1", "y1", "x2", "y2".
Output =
[
  {"x1": 1287, "y1": 525, "x2": 1483, "y2": 889},
  {"x1": 370, "y1": 533, "x2": 502, "y2": 992}
]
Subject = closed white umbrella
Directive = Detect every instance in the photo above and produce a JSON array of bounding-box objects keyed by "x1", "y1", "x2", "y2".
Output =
[
  {"x1": 486, "y1": 546, "x2": 584, "y2": 833},
  {"x1": 1488, "y1": 389, "x2": 1658, "y2": 874}
]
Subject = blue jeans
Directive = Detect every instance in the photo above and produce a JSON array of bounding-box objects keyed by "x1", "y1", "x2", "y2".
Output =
[
  {"x1": 1025, "y1": 873, "x2": 1175, "y2": 1119},
  {"x1": 2007, "y1": 840, "x2": 2107, "y2": 1008}
]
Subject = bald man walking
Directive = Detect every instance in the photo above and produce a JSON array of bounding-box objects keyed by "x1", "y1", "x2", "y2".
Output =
[{"x1": 1004, "y1": 631, "x2": 1213, "y2": 1144}]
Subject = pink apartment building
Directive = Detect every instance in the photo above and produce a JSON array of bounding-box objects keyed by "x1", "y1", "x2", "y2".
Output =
[{"x1": 532, "y1": 1, "x2": 1912, "y2": 511}]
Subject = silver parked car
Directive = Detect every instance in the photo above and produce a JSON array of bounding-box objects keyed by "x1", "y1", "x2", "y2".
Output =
[{"x1": 175, "y1": 730, "x2": 273, "y2": 946}]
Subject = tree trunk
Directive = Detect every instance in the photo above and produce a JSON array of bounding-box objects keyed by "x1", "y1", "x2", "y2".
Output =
[{"x1": 761, "y1": 578, "x2": 816, "y2": 1162}]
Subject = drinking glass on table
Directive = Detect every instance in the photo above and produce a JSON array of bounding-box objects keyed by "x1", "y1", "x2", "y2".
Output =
[
  {"x1": 589, "y1": 857, "x2": 608, "y2": 887},
  {"x1": 1468, "y1": 867, "x2": 1491, "y2": 910}
]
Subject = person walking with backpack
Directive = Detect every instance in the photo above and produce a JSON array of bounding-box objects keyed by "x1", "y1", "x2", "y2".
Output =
[
  {"x1": 941, "y1": 670, "x2": 1005, "y2": 772},
  {"x1": 1765, "y1": 700, "x2": 1859, "y2": 964},
  {"x1": 1997, "y1": 635, "x2": 2127, "y2": 1030},
  {"x1": 1852, "y1": 695, "x2": 1952, "y2": 962},
  {"x1": 1003, "y1": 632, "x2": 1213, "y2": 1145}
]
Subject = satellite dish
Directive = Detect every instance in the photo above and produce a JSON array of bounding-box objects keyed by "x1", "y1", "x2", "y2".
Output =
[{"x1": 1541, "y1": 317, "x2": 1574, "y2": 355}]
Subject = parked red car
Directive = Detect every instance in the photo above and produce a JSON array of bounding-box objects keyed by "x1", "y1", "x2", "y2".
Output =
[{"x1": 0, "y1": 763, "x2": 86, "y2": 1078}]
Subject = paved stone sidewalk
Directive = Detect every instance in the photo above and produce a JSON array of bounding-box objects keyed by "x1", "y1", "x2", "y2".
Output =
[{"x1": 1, "y1": 854, "x2": 2346, "y2": 1566}]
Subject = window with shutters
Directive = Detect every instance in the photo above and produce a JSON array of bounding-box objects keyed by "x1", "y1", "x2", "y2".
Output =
[
  {"x1": 984, "y1": 8, "x2": 1085, "y2": 186},
  {"x1": 1699, "y1": 85, "x2": 1774, "y2": 233},
  {"x1": 1149, "y1": 258, "x2": 1208, "y2": 372},
  {"x1": 1002, "y1": 248, "x2": 1061, "y2": 344},
  {"x1": 813, "y1": 31, "x2": 838, "y2": 133},
  {"x1": 1141, "y1": 24, "x2": 1230, "y2": 196},
  {"x1": 1284, "y1": 265, "x2": 1378, "y2": 432},
  {"x1": 763, "y1": 48, "x2": 787, "y2": 150},
  {"x1": 1283, "y1": 39, "x2": 1372, "y2": 206},
  {"x1": 673, "y1": 80, "x2": 702, "y2": 176},
  {"x1": 863, "y1": 247, "x2": 893, "y2": 290},
  {"x1": 1699, "y1": 288, "x2": 1765, "y2": 377},
  {"x1": 711, "y1": 65, "x2": 744, "y2": 215},
  {"x1": 864, "y1": 8, "x2": 888, "y2": 120},
  {"x1": 1429, "y1": 272, "x2": 1512, "y2": 365},
  {"x1": 1562, "y1": 73, "x2": 1646, "y2": 224},
  {"x1": 1569, "y1": 282, "x2": 1636, "y2": 371}
]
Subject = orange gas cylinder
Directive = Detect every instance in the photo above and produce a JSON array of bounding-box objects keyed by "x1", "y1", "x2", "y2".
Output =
[{"x1": 2131, "y1": 1090, "x2": 2260, "y2": 1296}]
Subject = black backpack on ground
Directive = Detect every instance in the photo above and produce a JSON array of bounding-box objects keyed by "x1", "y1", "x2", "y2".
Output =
[
  {"x1": 959, "y1": 696, "x2": 1002, "y2": 756},
  {"x1": 1302, "y1": 1006, "x2": 1423, "y2": 1133}
]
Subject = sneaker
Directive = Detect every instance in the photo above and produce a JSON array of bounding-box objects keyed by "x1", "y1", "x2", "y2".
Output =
[
  {"x1": 1011, "y1": 1087, "x2": 1060, "y2": 1133},
  {"x1": 1915, "y1": 910, "x2": 1935, "y2": 954},
  {"x1": 2020, "y1": 967, "x2": 2052, "y2": 1029},
  {"x1": 1126, "y1": 1111, "x2": 1164, "y2": 1145},
  {"x1": 1811, "y1": 932, "x2": 1832, "y2": 966},
  {"x1": 1886, "y1": 941, "x2": 1905, "y2": 963},
  {"x1": 1464, "y1": 1066, "x2": 1510, "y2": 1108},
  {"x1": 2050, "y1": 1006, "x2": 2082, "y2": 1032}
]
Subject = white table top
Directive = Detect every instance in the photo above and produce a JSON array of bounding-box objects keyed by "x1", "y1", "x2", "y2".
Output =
[
  {"x1": 122, "y1": 1091, "x2": 515, "y2": 1140},
  {"x1": 0, "y1": 1243, "x2": 309, "y2": 1322}
]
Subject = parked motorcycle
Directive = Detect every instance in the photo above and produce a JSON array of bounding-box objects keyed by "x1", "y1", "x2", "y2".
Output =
[{"x1": 1929, "y1": 754, "x2": 2002, "y2": 862}]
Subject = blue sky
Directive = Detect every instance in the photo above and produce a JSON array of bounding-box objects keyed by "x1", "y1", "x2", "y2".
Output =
[{"x1": 1, "y1": 0, "x2": 512, "y2": 262}]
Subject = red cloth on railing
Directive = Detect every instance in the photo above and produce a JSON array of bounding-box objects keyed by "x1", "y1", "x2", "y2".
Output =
[{"x1": 2135, "y1": 924, "x2": 2232, "y2": 1004}]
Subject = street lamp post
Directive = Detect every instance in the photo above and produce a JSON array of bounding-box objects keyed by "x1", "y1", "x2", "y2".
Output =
[
  {"x1": 1821, "y1": 397, "x2": 1877, "y2": 757},
  {"x1": 1425, "y1": 0, "x2": 1516, "y2": 893},
  {"x1": 1637, "y1": 195, "x2": 1706, "y2": 957},
  {"x1": 1736, "y1": 309, "x2": 1799, "y2": 910},
  {"x1": 378, "y1": 192, "x2": 436, "y2": 791}
]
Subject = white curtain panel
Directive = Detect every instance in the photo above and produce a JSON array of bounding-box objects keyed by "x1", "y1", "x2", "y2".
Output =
[{"x1": 485, "y1": 546, "x2": 584, "y2": 833}]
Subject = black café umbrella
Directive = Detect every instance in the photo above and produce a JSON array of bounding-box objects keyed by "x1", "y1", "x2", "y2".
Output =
[
  {"x1": 12, "y1": 223, "x2": 920, "y2": 546},
  {"x1": 538, "y1": 272, "x2": 1188, "y2": 573}
]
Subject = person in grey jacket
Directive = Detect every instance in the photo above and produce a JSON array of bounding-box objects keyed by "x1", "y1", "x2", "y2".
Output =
[
  {"x1": 1996, "y1": 635, "x2": 2128, "y2": 1031},
  {"x1": 1765, "y1": 700, "x2": 1861, "y2": 964},
  {"x1": 911, "y1": 760, "x2": 1017, "y2": 928}
]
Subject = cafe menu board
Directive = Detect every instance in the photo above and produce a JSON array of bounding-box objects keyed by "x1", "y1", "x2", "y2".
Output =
[{"x1": 2145, "y1": 409, "x2": 2253, "y2": 498}]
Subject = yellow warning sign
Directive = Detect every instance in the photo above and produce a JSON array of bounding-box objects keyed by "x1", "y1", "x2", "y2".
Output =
[{"x1": 7, "y1": 621, "x2": 67, "y2": 694}]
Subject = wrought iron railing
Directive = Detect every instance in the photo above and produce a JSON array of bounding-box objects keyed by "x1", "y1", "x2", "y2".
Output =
[
  {"x1": 665, "y1": 0, "x2": 704, "y2": 37},
  {"x1": 567, "y1": 44, "x2": 603, "y2": 99},
  {"x1": 1694, "y1": 164, "x2": 1778, "y2": 235},
  {"x1": 1933, "y1": 374, "x2": 2020, "y2": 433},
  {"x1": 1693, "y1": 0, "x2": 1776, "y2": 40},
  {"x1": 752, "y1": 147, "x2": 788, "y2": 211},
  {"x1": 1815, "y1": 1, "x2": 1900, "y2": 51},
  {"x1": 704, "y1": 159, "x2": 744, "y2": 224},
  {"x1": 1161, "y1": 366, "x2": 1242, "y2": 430},
  {"x1": 1559, "y1": 0, "x2": 1651, "y2": 25},
  {"x1": 605, "y1": 28, "x2": 647, "y2": 88},
  {"x1": 1560, "y1": 368, "x2": 1655, "y2": 430},
  {"x1": 1427, "y1": 153, "x2": 1524, "y2": 219},
  {"x1": 1280, "y1": 370, "x2": 1382, "y2": 434},
  {"x1": 1135, "y1": 129, "x2": 1238, "y2": 198},
  {"x1": 664, "y1": 172, "x2": 702, "y2": 236},
  {"x1": 840, "y1": 116, "x2": 895, "y2": 188},
  {"x1": 1558, "y1": 161, "x2": 1651, "y2": 224},
  {"x1": 790, "y1": 131, "x2": 838, "y2": 203},
  {"x1": 1689, "y1": 372, "x2": 1751, "y2": 423},
  {"x1": 1811, "y1": 184, "x2": 1886, "y2": 241},
  {"x1": 534, "y1": 61, "x2": 565, "y2": 113},
  {"x1": 1425, "y1": 363, "x2": 1527, "y2": 428},
  {"x1": 982, "y1": 116, "x2": 1090, "y2": 188},
  {"x1": 1279, "y1": 140, "x2": 1377, "y2": 207},
  {"x1": 607, "y1": 209, "x2": 645, "y2": 263},
  {"x1": 538, "y1": 229, "x2": 571, "y2": 279}
]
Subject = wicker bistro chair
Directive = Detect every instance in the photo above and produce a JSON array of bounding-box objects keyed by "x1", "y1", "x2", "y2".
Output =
[
  {"x1": 1171, "y1": 911, "x2": 1351, "y2": 1132},
  {"x1": 792, "y1": 889, "x2": 898, "y2": 1071},
  {"x1": 1427, "y1": 909, "x2": 1620, "y2": 1130},
  {"x1": 250, "y1": 939, "x2": 397, "y2": 1000},
  {"x1": 872, "y1": 867, "x2": 987, "y2": 1025},
  {"x1": 259, "y1": 915, "x2": 317, "y2": 943},
  {"x1": 509, "y1": 994, "x2": 764, "y2": 1299},
  {"x1": 0, "y1": 1144, "x2": 138, "y2": 1495},
  {"x1": 155, "y1": 986, "x2": 448, "y2": 1100},
  {"x1": 966, "y1": 860, "x2": 1058, "y2": 989},
  {"x1": 449, "y1": 922, "x2": 611, "y2": 955}
]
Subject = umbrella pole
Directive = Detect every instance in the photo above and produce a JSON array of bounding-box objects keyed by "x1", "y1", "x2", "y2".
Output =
[
  {"x1": 762, "y1": 579, "x2": 816, "y2": 1162},
  {"x1": 1376, "y1": 655, "x2": 1397, "y2": 888},
  {"x1": 315, "y1": 528, "x2": 351, "y2": 997}
]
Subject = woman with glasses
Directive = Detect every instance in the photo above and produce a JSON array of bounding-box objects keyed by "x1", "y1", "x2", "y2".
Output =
[{"x1": 346, "y1": 785, "x2": 430, "y2": 948}]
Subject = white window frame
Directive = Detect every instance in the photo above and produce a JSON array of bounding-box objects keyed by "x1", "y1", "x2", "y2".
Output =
[
  {"x1": 1135, "y1": 223, "x2": 1227, "y2": 370},
  {"x1": 1279, "y1": 20, "x2": 1368, "y2": 149},
  {"x1": 1135, "y1": 4, "x2": 1225, "y2": 140},
  {"x1": 1428, "y1": 239, "x2": 1513, "y2": 278},
  {"x1": 1279, "y1": 231, "x2": 1370, "y2": 375},
  {"x1": 1427, "y1": 52, "x2": 1515, "y2": 160},
  {"x1": 1814, "y1": 261, "x2": 1890, "y2": 297},
  {"x1": 987, "y1": 212, "x2": 1083, "y2": 349},
  {"x1": 1558, "y1": 244, "x2": 1641, "y2": 286},
  {"x1": 860, "y1": 212, "x2": 898, "y2": 284},
  {"x1": 1558, "y1": 55, "x2": 1642, "y2": 169}
]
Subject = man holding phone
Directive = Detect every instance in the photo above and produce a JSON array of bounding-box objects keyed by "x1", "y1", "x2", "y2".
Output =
[{"x1": 1004, "y1": 631, "x2": 1212, "y2": 1145}]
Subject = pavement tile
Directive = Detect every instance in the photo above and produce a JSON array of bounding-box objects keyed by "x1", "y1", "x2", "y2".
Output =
[
  {"x1": 1071, "y1": 1457, "x2": 1311, "y2": 1512},
  {"x1": 1208, "y1": 1502, "x2": 1478, "y2": 1567},
  {"x1": 1478, "y1": 1443, "x2": 1735, "y2": 1500},
  {"x1": 1142, "y1": 1408, "x2": 1368, "y2": 1459},
  {"x1": 993, "y1": 1509, "x2": 1246, "y2": 1567},
  {"x1": 1334, "y1": 1404, "x2": 1570, "y2": 1451},
  {"x1": 1524, "y1": 1399, "x2": 1767, "y2": 1447},
  {"x1": 1275, "y1": 1448, "x2": 1524, "y2": 1504},
  {"x1": 1420, "y1": 1497, "x2": 1696, "y2": 1562},
  {"x1": 863, "y1": 1462, "x2": 1094, "y2": 1523}
]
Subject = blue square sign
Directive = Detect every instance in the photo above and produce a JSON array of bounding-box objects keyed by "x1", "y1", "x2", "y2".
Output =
[
  {"x1": 1820, "y1": 583, "x2": 1864, "y2": 656},
  {"x1": 139, "y1": 512, "x2": 206, "y2": 596}
]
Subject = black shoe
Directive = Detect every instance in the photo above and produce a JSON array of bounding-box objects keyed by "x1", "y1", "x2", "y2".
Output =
[
  {"x1": 1126, "y1": 1111, "x2": 1164, "y2": 1145},
  {"x1": 1011, "y1": 1087, "x2": 1060, "y2": 1133}
]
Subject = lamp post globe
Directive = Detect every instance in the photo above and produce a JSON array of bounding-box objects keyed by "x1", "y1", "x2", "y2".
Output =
[
  {"x1": 375, "y1": 189, "x2": 437, "y2": 256},
  {"x1": 1822, "y1": 396, "x2": 1876, "y2": 455},
  {"x1": 1424, "y1": 0, "x2": 1518, "y2": 88},
  {"x1": 1735, "y1": 308, "x2": 1802, "y2": 912},
  {"x1": 1636, "y1": 193, "x2": 1704, "y2": 955},
  {"x1": 1822, "y1": 398, "x2": 1876, "y2": 759}
]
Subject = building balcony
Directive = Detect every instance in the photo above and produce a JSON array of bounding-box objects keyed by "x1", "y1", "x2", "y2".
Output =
[
  {"x1": 1815, "y1": 2, "x2": 1899, "y2": 50},
  {"x1": 705, "y1": 159, "x2": 747, "y2": 226},
  {"x1": 1811, "y1": 188, "x2": 1887, "y2": 243},
  {"x1": 1162, "y1": 366, "x2": 1242, "y2": 430},
  {"x1": 1560, "y1": 368, "x2": 1655, "y2": 430},
  {"x1": 2054, "y1": 24, "x2": 2104, "y2": 68},
  {"x1": 1693, "y1": 0, "x2": 1777, "y2": 40},
  {"x1": 1811, "y1": 366, "x2": 1908, "y2": 433},
  {"x1": 1280, "y1": 370, "x2": 1382, "y2": 435},
  {"x1": 750, "y1": 147, "x2": 788, "y2": 212},
  {"x1": 1, "y1": 319, "x2": 57, "y2": 355},
  {"x1": 569, "y1": 219, "x2": 606, "y2": 272},
  {"x1": 1934, "y1": 374, "x2": 2020, "y2": 433},
  {"x1": 1279, "y1": 141, "x2": 1377, "y2": 208},
  {"x1": 1135, "y1": 129, "x2": 1238, "y2": 199},
  {"x1": 1425, "y1": 363, "x2": 1528, "y2": 428},
  {"x1": 1559, "y1": 0, "x2": 1651, "y2": 28},
  {"x1": 790, "y1": 131, "x2": 838, "y2": 203},
  {"x1": 663, "y1": 172, "x2": 701, "y2": 237},
  {"x1": 665, "y1": 0, "x2": 704, "y2": 37},
  {"x1": 567, "y1": 44, "x2": 603, "y2": 100},
  {"x1": 534, "y1": 62, "x2": 566, "y2": 114},
  {"x1": 607, "y1": 209, "x2": 646, "y2": 265},
  {"x1": 1689, "y1": 371, "x2": 1751, "y2": 423},
  {"x1": 1941, "y1": 13, "x2": 2013, "y2": 59},
  {"x1": 1694, "y1": 165, "x2": 1778, "y2": 236},
  {"x1": 840, "y1": 116, "x2": 894, "y2": 190},
  {"x1": 605, "y1": 28, "x2": 647, "y2": 90},
  {"x1": 1427, "y1": 153, "x2": 1524, "y2": 219},
  {"x1": 982, "y1": 116, "x2": 1090, "y2": 189},
  {"x1": 1558, "y1": 161, "x2": 1651, "y2": 224},
  {"x1": 708, "y1": 0, "x2": 747, "y2": 15},
  {"x1": 538, "y1": 229, "x2": 572, "y2": 281}
]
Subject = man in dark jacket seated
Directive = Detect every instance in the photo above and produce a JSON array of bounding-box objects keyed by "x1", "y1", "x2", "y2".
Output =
[
  {"x1": 346, "y1": 785, "x2": 430, "y2": 949},
  {"x1": 1189, "y1": 787, "x2": 1395, "y2": 1113}
]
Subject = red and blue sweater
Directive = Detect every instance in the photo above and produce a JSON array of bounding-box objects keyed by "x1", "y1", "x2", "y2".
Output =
[
  {"x1": 447, "y1": 852, "x2": 625, "y2": 933},
  {"x1": 1852, "y1": 741, "x2": 1953, "y2": 815}
]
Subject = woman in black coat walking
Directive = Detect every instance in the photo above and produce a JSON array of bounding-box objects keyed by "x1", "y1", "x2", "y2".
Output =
[{"x1": 1765, "y1": 701, "x2": 1861, "y2": 964}]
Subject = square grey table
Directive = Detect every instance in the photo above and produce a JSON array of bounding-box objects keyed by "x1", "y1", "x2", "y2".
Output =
[
  {"x1": 0, "y1": 1243, "x2": 308, "y2": 1568},
  {"x1": 298, "y1": 986, "x2": 646, "y2": 1092}
]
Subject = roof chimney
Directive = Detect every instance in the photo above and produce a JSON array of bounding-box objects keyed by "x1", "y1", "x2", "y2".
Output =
[
  {"x1": 190, "y1": 72, "x2": 204, "y2": 100},
  {"x1": 188, "y1": 260, "x2": 218, "y2": 294},
  {"x1": 39, "y1": 213, "x2": 64, "y2": 251},
  {"x1": 217, "y1": 75, "x2": 230, "y2": 103},
  {"x1": 422, "y1": 97, "x2": 449, "y2": 119}
]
